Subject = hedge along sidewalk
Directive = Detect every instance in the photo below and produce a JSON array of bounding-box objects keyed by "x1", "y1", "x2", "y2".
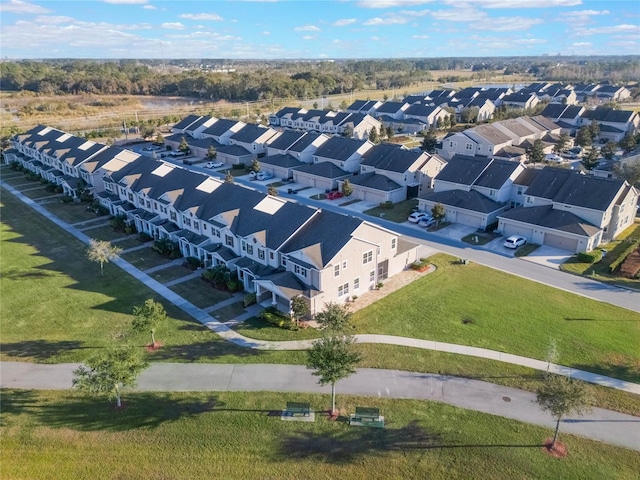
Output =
[{"x1": 3, "y1": 181, "x2": 639, "y2": 396}]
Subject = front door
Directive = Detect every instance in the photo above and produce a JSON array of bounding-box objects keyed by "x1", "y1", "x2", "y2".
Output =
[{"x1": 377, "y1": 260, "x2": 388, "y2": 280}]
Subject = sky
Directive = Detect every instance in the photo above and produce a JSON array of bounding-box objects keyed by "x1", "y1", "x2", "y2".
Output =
[{"x1": 0, "y1": 0, "x2": 639, "y2": 59}]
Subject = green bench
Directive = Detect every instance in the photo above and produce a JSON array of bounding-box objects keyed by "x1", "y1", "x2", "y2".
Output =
[
  {"x1": 285, "y1": 402, "x2": 311, "y2": 417},
  {"x1": 350, "y1": 407, "x2": 383, "y2": 427}
]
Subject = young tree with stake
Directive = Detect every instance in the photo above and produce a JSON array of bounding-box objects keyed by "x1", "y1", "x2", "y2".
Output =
[
  {"x1": 132, "y1": 299, "x2": 167, "y2": 348},
  {"x1": 86, "y1": 239, "x2": 122, "y2": 276}
]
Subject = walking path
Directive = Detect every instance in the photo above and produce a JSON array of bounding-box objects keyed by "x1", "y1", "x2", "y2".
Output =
[
  {"x1": 2, "y1": 181, "x2": 639, "y2": 396},
  {"x1": 163, "y1": 270, "x2": 202, "y2": 287},
  {"x1": 1, "y1": 361, "x2": 638, "y2": 451}
]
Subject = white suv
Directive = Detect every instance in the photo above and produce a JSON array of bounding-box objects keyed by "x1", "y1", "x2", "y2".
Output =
[{"x1": 503, "y1": 235, "x2": 526, "y2": 249}]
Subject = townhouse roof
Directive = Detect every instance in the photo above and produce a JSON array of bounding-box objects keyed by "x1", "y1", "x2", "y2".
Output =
[
  {"x1": 435, "y1": 155, "x2": 492, "y2": 185},
  {"x1": 513, "y1": 167, "x2": 539, "y2": 186},
  {"x1": 173, "y1": 115, "x2": 202, "y2": 130},
  {"x1": 404, "y1": 103, "x2": 440, "y2": 117},
  {"x1": 58, "y1": 140, "x2": 107, "y2": 167},
  {"x1": 217, "y1": 144, "x2": 252, "y2": 157},
  {"x1": 348, "y1": 172, "x2": 402, "y2": 191},
  {"x1": 361, "y1": 143, "x2": 426, "y2": 173},
  {"x1": 582, "y1": 108, "x2": 635, "y2": 124},
  {"x1": 499, "y1": 205, "x2": 600, "y2": 236},
  {"x1": 313, "y1": 136, "x2": 368, "y2": 161},
  {"x1": 288, "y1": 132, "x2": 328, "y2": 153},
  {"x1": 185, "y1": 115, "x2": 214, "y2": 132},
  {"x1": 267, "y1": 131, "x2": 308, "y2": 151},
  {"x1": 552, "y1": 172, "x2": 625, "y2": 211},
  {"x1": 471, "y1": 124, "x2": 513, "y2": 144},
  {"x1": 495, "y1": 117, "x2": 541, "y2": 138},
  {"x1": 596, "y1": 85, "x2": 624, "y2": 94},
  {"x1": 474, "y1": 159, "x2": 521, "y2": 189},
  {"x1": 260, "y1": 153, "x2": 304, "y2": 168},
  {"x1": 528, "y1": 115, "x2": 561, "y2": 132},
  {"x1": 522, "y1": 167, "x2": 574, "y2": 200},
  {"x1": 502, "y1": 92, "x2": 536, "y2": 103},
  {"x1": 540, "y1": 103, "x2": 567, "y2": 119},
  {"x1": 559, "y1": 105, "x2": 584, "y2": 119},
  {"x1": 422, "y1": 189, "x2": 505, "y2": 214},
  {"x1": 374, "y1": 101, "x2": 408, "y2": 114},
  {"x1": 294, "y1": 161, "x2": 350, "y2": 179},
  {"x1": 280, "y1": 210, "x2": 363, "y2": 268},
  {"x1": 403, "y1": 94, "x2": 429, "y2": 104},
  {"x1": 455, "y1": 87, "x2": 483, "y2": 98},
  {"x1": 230, "y1": 124, "x2": 277, "y2": 144},
  {"x1": 476, "y1": 88, "x2": 509, "y2": 101},
  {"x1": 202, "y1": 118, "x2": 243, "y2": 137},
  {"x1": 346, "y1": 100, "x2": 368, "y2": 111},
  {"x1": 427, "y1": 89, "x2": 455, "y2": 99},
  {"x1": 274, "y1": 107, "x2": 304, "y2": 117},
  {"x1": 257, "y1": 270, "x2": 320, "y2": 299},
  {"x1": 80, "y1": 145, "x2": 140, "y2": 173}
]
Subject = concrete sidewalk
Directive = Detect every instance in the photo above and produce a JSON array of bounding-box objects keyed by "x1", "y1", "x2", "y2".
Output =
[
  {"x1": 1, "y1": 361, "x2": 638, "y2": 451},
  {"x1": 2, "y1": 180, "x2": 640, "y2": 396}
]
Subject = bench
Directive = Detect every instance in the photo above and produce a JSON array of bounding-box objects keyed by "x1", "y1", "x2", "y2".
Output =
[
  {"x1": 285, "y1": 402, "x2": 311, "y2": 417},
  {"x1": 350, "y1": 407, "x2": 383, "y2": 427}
]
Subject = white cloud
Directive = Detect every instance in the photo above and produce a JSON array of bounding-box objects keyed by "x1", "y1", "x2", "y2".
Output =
[
  {"x1": 358, "y1": 0, "x2": 434, "y2": 8},
  {"x1": 411, "y1": 34, "x2": 429, "y2": 39},
  {"x1": 572, "y1": 42, "x2": 592, "y2": 47},
  {"x1": 142, "y1": 5, "x2": 156, "y2": 9},
  {"x1": 399, "y1": 9, "x2": 430, "y2": 16},
  {"x1": 472, "y1": 17, "x2": 543, "y2": 32},
  {"x1": 364, "y1": 15, "x2": 409, "y2": 25},
  {"x1": 179, "y1": 13, "x2": 223, "y2": 21},
  {"x1": 302, "y1": 35, "x2": 315, "y2": 40},
  {"x1": 161, "y1": 22, "x2": 185, "y2": 30},
  {"x1": 431, "y1": 8, "x2": 485, "y2": 22},
  {"x1": 103, "y1": 0, "x2": 148, "y2": 4},
  {"x1": 0, "y1": 0, "x2": 50, "y2": 14},
  {"x1": 513, "y1": 38, "x2": 546, "y2": 44},
  {"x1": 262, "y1": 31, "x2": 270, "y2": 35},
  {"x1": 577, "y1": 24, "x2": 640, "y2": 36},
  {"x1": 294, "y1": 25, "x2": 320, "y2": 31},
  {"x1": 371, "y1": 36, "x2": 380, "y2": 41},
  {"x1": 566, "y1": 10, "x2": 610, "y2": 17},
  {"x1": 333, "y1": 18, "x2": 357, "y2": 27},
  {"x1": 446, "y1": 0, "x2": 580, "y2": 7},
  {"x1": 33, "y1": 15, "x2": 74, "y2": 25}
]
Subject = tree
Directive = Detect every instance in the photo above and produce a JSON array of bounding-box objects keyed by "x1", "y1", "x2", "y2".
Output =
[
  {"x1": 431, "y1": 203, "x2": 446, "y2": 227},
  {"x1": 306, "y1": 334, "x2": 361, "y2": 414},
  {"x1": 290, "y1": 295, "x2": 309, "y2": 326},
  {"x1": 581, "y1": 146, "x2": 600, "y2": 170},
  {"x1": 341, "y1": 179, "x2": 353, "y2": 197},
  {"x1": 614, "y1": 158, "x2": 640, "y2": 188},
  {"x1": 553, "y1": 133, "x2": 570, "y2": 154},
  {"x1": 249, "y1": 158, "x2": 261, "y2": 174},
  {"x1": 132, "y1": 299, "x2": 167, "y2": 348},
  {"x1": 206, "y1": 145, "x2": 217, "y2": 160},
  {"x1": 600, "y1": 141, "x2": 617, "y2": 160},
  {"x1": 575, "y1": 126, "x2": 593, "y2": 148},
  {"x1": 72, "y1": 347, "x2": 149, "y2": 408},
  {"x1": 86, "y1": 239, "x2": 122, "y2": 276},
  {"x1": 342, "y1": 125, "x2": 353, "y2": 138},
  {"x1": 224, "y1": 170, "x2": 234, "y2": 183},
  {"x1": 267, "y1": 184, "x2": 278, "y2": 196},
  {"x1": 460, "y1": 107, "x2": 479, "y2": 124},
  {"x1": 535, "y1": 375, "x2": 592, "y2": 447},
  {"x1": 155, "y1": 132, "x2": 164, "y2": 145},
  {"x1": 386, "y1": 125, "x2": 394, "y2": 139},
  {"x1": 421, "y1": 130, "x2": 438, "y2": 153},
  {"x1": 588, "y1": 121, "x2": 600, "y2": 140},
  {"x1": 314, "y1": 302, "x2": 352, "y2": 334},
  {"x1": 619, "y1": 134, "x2": 637, "y2": 153},
  {"x1": 368, "y1": 126, "x2": 380, "y2": 144},
  {"x1": 526, "y1": 139, "x2": 545, "y2": 164},
  {"x1": 178, "y1": 137, "x2": 190, "y2": 154}
]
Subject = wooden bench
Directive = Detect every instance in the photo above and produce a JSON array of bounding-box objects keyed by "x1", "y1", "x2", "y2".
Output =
[
  {"x1": 350, "y1": 407, "x2": 383, "y2": 427},
  {"x1": 285, "y1": 402, "x2": 311, "y2": 417}
]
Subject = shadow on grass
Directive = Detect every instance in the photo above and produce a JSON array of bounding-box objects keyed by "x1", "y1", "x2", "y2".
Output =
[
  {"x1": 0, "y1": 340, "x2": 91, "y2": 362},
  {"x1": 276, "y1": 421, "x2": 541, "y2": 464},
  {"x1": 147, "y1": 337, "x2": 263, "y2": 362},
  {"x1": 2, "y1": 390, "x2": 224, "y2": 432},
  {"x1": 572, "y1": 363, "x2": 639, "y2": 385}
]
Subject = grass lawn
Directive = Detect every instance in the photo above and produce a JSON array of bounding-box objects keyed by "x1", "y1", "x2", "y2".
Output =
[
  {"x1": 352, "y1": 254, "x2": 640, "y2": 384},
  {"x1": 212, "y1": 301, "x2": 246, "y2": 322},
  {"x1": 80, "y1": 224, "x2": 128, "y2": 242},
  {"x1": 2, "y1": 390, "x2": 638, "y2": 480},
  {"x1": 119, "y1": 246, "x2": 174, "y2": 270},
  {"x1": 112, "y1": 236, "x2": 145, "y2": 250},
  {"x1": 19, "y1": 186, "x2": 55, "y2": 199},
  {"x1": 461, "y1": 232, "x2": 495, "y2": 245},
  {"x1": 514, "y1": 243, "x2": 541, "y2": 257},
  {"x1": 363, "y1": 198, "x2": 418, "y2": 223},
  {"x1": 0, "y1": 190, "x2": 305, "y2": 366},
  {"x1": 150, "y1": 265, "x2": 194, "y2": 284},
  {"x1": 561, "y1": 222, "x2": 640, "y2": 291},
  {"x1": 40, "y1": 201, "x2": 103, "y2": 224},
  {"x1": 1, "y1": 174, "x2": 38, "y2": 186},
  {"x1": 234, "y1": 317, "x2": 322, "y2": 341},
  {"x1": 169, "y1": 277, "x2": 232, "y2": 309}
]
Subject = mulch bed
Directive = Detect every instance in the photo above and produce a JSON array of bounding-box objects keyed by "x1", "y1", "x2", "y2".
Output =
[
  {"x1": 542, "y1": 438, "x2": 568, "y2": 458},
  {"x1": 145, "y1": 342, "x2": 164, "y2": 352}
]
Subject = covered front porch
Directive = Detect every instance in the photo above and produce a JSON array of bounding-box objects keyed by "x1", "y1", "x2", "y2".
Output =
[{"x1": 254, "y1": 270, "x2": 318, "y2": 317}]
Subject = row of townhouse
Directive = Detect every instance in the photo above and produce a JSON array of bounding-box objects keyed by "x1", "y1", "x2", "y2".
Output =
[
  {"x1": 268, "y1": 108, "x2": 381, "y2": 140},
  {"x1": 540, "y1": 104, "x2": 640, "y2": 143},
  {"x1": 166, "y1": 115, "x2": 446, "y2": 205},
  {"x1": 418, "y1": 155, "x2": 638, "y2": 253},
  {"x1": 438, "y1": 115, "x2": 563, "y2": 161},
  {"x1": 6, "y1": 124, "x2": 420, "y2": 317}
]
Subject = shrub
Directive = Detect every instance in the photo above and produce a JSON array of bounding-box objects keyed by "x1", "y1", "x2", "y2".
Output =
[
  {"x1": 184, "y1": 256, "x2": 203, "y2": 270},
  {"x1": 577, "y1": 250, "x2": 602, "y2": 263},
  {"x1": 124, "y1": 223, "x2": 137, "y2": 235},
  {"x1": 60, "y1": 195, "x2": 74, "y2": 204},
  {"x1": 137, "y1": 232, "x2": 153, "y2": 242},
  {"x1": 376, "y1": 281, "x2": 384, "y2": 289},
  {"x1": 259, "y1": 307, "x2": 296, "y2": 330},
  {"x1": 110, "y1": 214, "x2": 128, "y2": 232},
  {"x1": 378, "y1": 201, "x2": 394, "y2": 210},
  {"x1": 243, "y1": 293, "x2": 257, "y2": 307},
  {"x1": 610, "y1": 237, "x2": 640, "y2": 273}
]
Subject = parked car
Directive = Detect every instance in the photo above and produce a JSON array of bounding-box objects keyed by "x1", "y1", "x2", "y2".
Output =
[
  {"x1": 256, "y1": 171, "x2": 273, "y2": 181},
  {"x1": 249, "y1": 171, "x2": 258, "y2": 178},
  {"x1": 408, "y1": 211, "x2": 429, "y2": 223},
  {"x1": 561, "y1": 151, "x2": 577, "y2": 159},
  {"x1": 503, "y1": 235, "x2": 526, "y2": 249},
  {"x1": 141, "y1": 145, "x2": 161, "y2": 152},
  {"x1": 568, "y1": 147, "x2": 582, "y2": 155},
  {"x1": 418, "y1": 216, "x2": 436, "y2": 228},
  {"x1": 326, "y1": 190, "x2": 344, "y2": 200},
  {"x1": 206, "y1": 161, "x2": 224, "y2": 168},
  {"x1": 545, "y1": 153, "x2": 563, "y2": 163},
  {"x1": 169, "y1": 151, "x2": 187, "y2": 158}
]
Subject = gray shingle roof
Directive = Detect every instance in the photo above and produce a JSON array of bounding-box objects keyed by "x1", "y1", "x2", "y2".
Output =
[
  {"x1": 361, "y1": 143, "x2": 425, "y2": 173},
  {"x1": 295, "y1": 162, "x2": 350, "y2": 179},
  {"x1": 474, "y1": 159, "x2": 521, "y2": 189},
  {"x1": 267, "y1": 131, "x2": 307, "y2": 151},
  {"x1": 203, "y1": 119, "x2": 242, "y2": 137},
  {"x1": 314, "y1": 136, "x2": 367, "y2": 162},
  {"x1": 260, "y1": 153, "x2": 304, "y2": 168},
  {"x1": 288, "y1": 132, "x2": 326, "y2": 153},
  {"x1": 435, "y1": 155, "x2": 492, "y2": 185},
  {"x1": 499, "y1": 205, "x2": 600, "y2": 236},
  {"x1": 422, "y1": 189, "x2": 505, "y2": 213},
  {"x1": 173, "y1": 115, "x2": 202, "y2": 130},
  {"x1": 231, "y1": 124, "x2": 276, "y2": 144},
  {"x1": 349, "y1": 172, "x2": 402, "y2": 191}
]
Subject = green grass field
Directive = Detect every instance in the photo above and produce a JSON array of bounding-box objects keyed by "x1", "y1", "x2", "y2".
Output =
[{"x1": 2, "y1": 390, "x2": 638, "y2": 480}]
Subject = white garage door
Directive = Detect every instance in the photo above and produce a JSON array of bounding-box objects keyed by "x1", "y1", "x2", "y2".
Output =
[
  {"x1": 456, "y1": 211, "x2": 482, "y2": 227},
  {"x1": 544, "y1": 232, "x2": 579, "y2": 252},
  {"x1": 503, "y1": 223, "x2": 534, "y2": 240},
  {"x1": 364, "y1": 190, "x2": 384, "y2": 204}
]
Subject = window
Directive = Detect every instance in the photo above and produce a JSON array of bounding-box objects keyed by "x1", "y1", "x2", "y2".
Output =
[
  {"x1": 246, "y1": 244, "x2": 254, "y2": 255},
  {"x1": 338, "y1": 282, "x2": 349, "y2": 297},
  {"x1": 225, "y1": 235, "x2": 234, "y2": 247},
  {"x1": 281, "y1": 256, "x2": 287, "y2": 267},
  {"x1": 391, "y1": 238, "x2": 396, "y2": 249},
  {"x1": 369, "y1": 270, "x2": 375, "y2": 282},
  {"x1": 449, "y1": 141, "x2": 454, "y2": 148},
  {"x1": 270, "y1": 252, "x2": 275, "y2": 260},
  {"x1": 105, "y1": 183, "x2": 113, "y2": 192},
  {"x1": 258, "y1": 249, "x2": 265, "y2": 260},
  {"x1": 342, "y1": 260, "x2": 347, "y2": 269},
  {"x1": 183, "y1": 217, "x2": 191, "y2": 227},
  {"x1": 128, "y1": 192, "x2": 134, "y2": 201},
  {"x1": 517, "y1": 187, "x2": 523, "y2": 195},
  {"x1": 363, "y1": 250, "x2": 373, "y2": 264},
  {"x1": 170, "y1": 211, "x2": 177, "y2": 221},
  {"x1": 202, "y1": 224, "x2": 207, "y2": 231},
  {"x1": 193, "y1": 221, "x2": 199, "y2": 230},
  {"x1": 526, "y1": 197, "x2": 533, "y2": 204},
  {"x1": 354, "y1": 277, "x2": 360, "y2": 290},
  {"x1": 465, "y1": 143, "x2": 474, "y2": 151},
  {"x1": 334, "y1": 264, "x2": 340, "y2": 277},
  {"x1": 146, "y1": 200, "x2": 151, "y2": 208},
  {"x1": 294, "y1": 264, "x2": 307, "y2": 277},
  {"x1": 241, "y1": 241, "x2": 246, "y2": 251},
  {"x1": 489, "y1": 190, "x2": 495, "y2": 197}
]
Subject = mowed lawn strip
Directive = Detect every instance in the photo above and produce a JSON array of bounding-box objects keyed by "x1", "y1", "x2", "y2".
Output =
[
  {"x1": 0, "y1": 191, "x2": 304, "y2": 366},
  {"x1": 353, "y1": 254, "x2": 640, "y2": 383},
  {"x1": 2, "y1": 390, "x2": 638, "y2": 480}
]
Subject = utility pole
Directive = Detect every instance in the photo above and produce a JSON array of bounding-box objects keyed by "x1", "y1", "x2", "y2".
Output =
[{"x1": 123, "y1": 119, "x2": 128, "y2": 141}]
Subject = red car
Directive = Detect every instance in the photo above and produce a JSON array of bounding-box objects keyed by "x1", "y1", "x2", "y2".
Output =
[{"x1": 326, "y1": 191, "x2": 344, "y2": 200}]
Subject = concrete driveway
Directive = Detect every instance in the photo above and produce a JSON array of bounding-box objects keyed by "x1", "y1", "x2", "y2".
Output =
[
  {"x1": 431, "y1": 223, "x2": 477, "y2": 241},
  {"x1": 520, "y1": 245, "x2": 574, "y2": 270}
]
